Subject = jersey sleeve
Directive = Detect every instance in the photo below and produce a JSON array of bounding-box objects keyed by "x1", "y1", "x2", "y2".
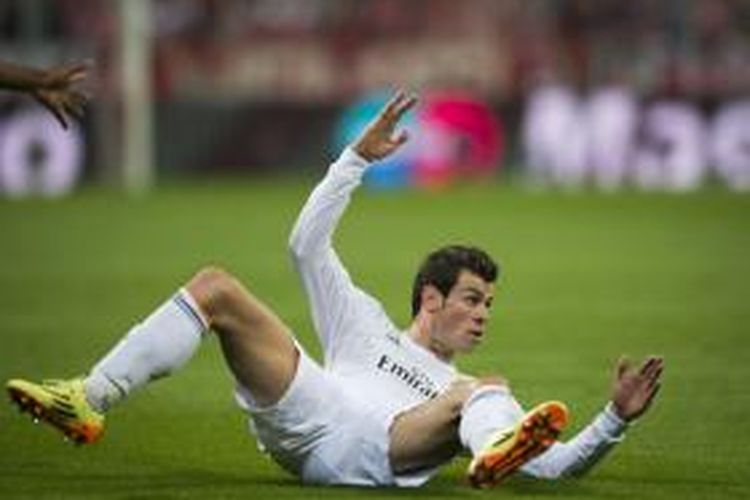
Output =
[
  {"x1": 289, "y1": 147, "x2": 388, "y2": 363},
  {"x1": 519, "y1": 403, "x2": 628, "y2": 479}
]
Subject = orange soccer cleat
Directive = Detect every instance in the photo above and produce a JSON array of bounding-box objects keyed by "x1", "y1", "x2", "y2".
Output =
[{"x1": 467, "y1": 400, "x2": 569, "y2": 488}]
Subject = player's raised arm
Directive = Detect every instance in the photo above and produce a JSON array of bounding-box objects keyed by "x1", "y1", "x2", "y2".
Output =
[
  {"x1": 289, "y1": 89, "x2": 417, "y2": 260},
  {"x1": 0, "y1": 59, "x2": 89, "y2": 129},
  {"x1": 353, "y1": 90, "x2": 417, "y2": 162},
  {"x1": 288, "y1": 90, "x2": 417, "y2": 360}
]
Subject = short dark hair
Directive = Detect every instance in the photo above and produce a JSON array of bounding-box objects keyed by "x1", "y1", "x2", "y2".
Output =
[{"x1": 411, "y1": 245, "x2": 499, "y2": 317}]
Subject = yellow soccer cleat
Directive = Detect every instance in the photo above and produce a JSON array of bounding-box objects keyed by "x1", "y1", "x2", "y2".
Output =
[
  {"x1": 7, "y1": 377, "x2": 104, "y2": 444},
  {"x1": 467, "y1": 400, "x2": 569, "y2": 488}
]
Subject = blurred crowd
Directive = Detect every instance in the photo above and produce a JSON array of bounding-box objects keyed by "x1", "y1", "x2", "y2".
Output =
[
  {"x1": 0, "y1": 0, "x2": 748, "y2": 193},
  {"x1": 1, "y1": 0, "x2": 748, "y2": 103}
]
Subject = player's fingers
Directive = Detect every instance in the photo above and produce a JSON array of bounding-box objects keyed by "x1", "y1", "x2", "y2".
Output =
[
  {"x1": 68, "y1": 91, "x2": 88, "y2": 117},
  {"x1": 50, "y1": 100, "x2": 71, "y2": 129},
  {"x1": 380, "y1": 90, "x2": 406, "y2": 121},
  {"x1": 392, "y1": 129, "x2": 409, "y2": 146},
  {"x1": 632, "y1": 381, "x2": 662, "y2": 421},
  {"x1": 67, "y1": 70, "x2": 87, "y2": 85},
  {"x1": 648, "y1": 357, "x2": 664, "y2": 375},
  {"x1": 651, "y1": 381, "x2": 661, "y2": 399},
  {"x1": 643, "y1": 382, "x2": 661, "y2": 411},
  {"x1": 45, "y1": 66, "x2": 77, "y2": 88},
  {"x1": 63, "y1": 101, "x2": 81, "y2": 120},
  {"x1": 49, "y1": 105, "x2": 69, "y2": 129},
  {"x1": 34, "y1": 92, "x2": 65, "y2": 128},
  {"x1": 382, "y1": 130, "x2": 409, "y2": 151},
  {"x1": 646, "y1": 364, "x2": 663, "y2": 388},
  {"x1": 393, "y1": 94, "x2": 417, "y2": 120},
  {"x1": 641, "y1": 356, "x2": 663, "y2": 379},
  {"x1": 638, "y1": 357, "x2": 655, "y2": 374},
  {"x1": 73, "y1": 89, "x2": 91, "y2": 109},
  {"x1": 638, "y1": 356, "x2": 659, "y2": 375},
  {"x1": 63, "y1": 61, "x2": 90, "y2": 82},
  {"x1": 64, "y1": 65, "x2": 86, "y2": 80}
]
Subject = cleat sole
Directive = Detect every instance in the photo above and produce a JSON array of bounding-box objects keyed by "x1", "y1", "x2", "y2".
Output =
[
  {"x1": 468, "y1": 401, "x2": 569, "y2": 488},
  {"x1": 6, "y1": 383, "x2": 104, "y2": 445}
]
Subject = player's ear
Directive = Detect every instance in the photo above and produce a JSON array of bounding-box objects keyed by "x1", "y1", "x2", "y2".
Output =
[{"x1": 420, "y1": 285, "x2": 444, "y2": 313}]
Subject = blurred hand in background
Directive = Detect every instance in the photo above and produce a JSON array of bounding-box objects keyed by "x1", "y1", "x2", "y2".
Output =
[{"x1": 0, "y1": 59, "x2": 90, "y2": 129}]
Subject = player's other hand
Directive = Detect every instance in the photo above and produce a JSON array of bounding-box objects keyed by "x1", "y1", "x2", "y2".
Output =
[
  {"x1": 353, "y1": 89, "x2": 417, "y2": 162},
  {"x1": 611, "y1": 356, "x2": 664, "y2": 422},
  {"x1": 32, "y1": 61, "x2": 90, "y2": 129}
]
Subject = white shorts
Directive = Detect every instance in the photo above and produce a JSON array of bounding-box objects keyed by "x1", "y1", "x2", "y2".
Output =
[{"x1": 234, "y1": 346, "x2": 400, "y2": 486}]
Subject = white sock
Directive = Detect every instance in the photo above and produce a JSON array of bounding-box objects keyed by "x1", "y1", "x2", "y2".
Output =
[
  {"x1": 84, "y1": 288, "x2": 209, "y2": 412},
  {"x1": 459, "y1": 385, "x2": 525, "y2": 455}
]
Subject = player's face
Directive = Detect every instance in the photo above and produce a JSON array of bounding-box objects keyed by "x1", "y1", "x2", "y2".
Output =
[{"x1": 431, "y1": 270, "x2": 495, "y2": 357}]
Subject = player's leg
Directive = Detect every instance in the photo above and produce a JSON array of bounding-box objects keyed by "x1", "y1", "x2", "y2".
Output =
[
  {"x1": 388, "y1": 377, "x2": 509, "y2": 472},
  {"x1": 7, "y1": 266, "x2": 297, "y2": 442},
  {"x1": 389, "y1": 378, "x2": 568, "y2": 487},
  {"x1": 185, "y1": 266, "x2": 298, "y2": 407},
  {"x1": 388, "y1": 379, "x2": 475, "y2": 473},
  {"x1": 7, "y1": 278, "x2": 211, "y2": 443}
]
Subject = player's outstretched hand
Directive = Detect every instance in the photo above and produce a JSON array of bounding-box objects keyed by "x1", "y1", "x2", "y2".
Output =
[
  {"x1": 611, "y1": 356, "x2": 664, "y2": 422},
  {"x1": 353, "y1": 89, "x2": 417, "y2": 162},
  {"x1": 32, "y1": 61, "x2": 90, "y2": 130}
]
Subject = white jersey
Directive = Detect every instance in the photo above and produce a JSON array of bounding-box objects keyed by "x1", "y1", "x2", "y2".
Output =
[
  {"x1": 286, "y1": 147, "x2": 628, "y2": 483},
  {"x1": 289, "y1": 147, "x2": 457, "y2": 425}
]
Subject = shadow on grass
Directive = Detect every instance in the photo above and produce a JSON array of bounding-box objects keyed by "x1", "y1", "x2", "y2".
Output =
[
  {"x1": 1, "y1": 463, "x2": 599, "y2": 500},
  {"x1": 595, "y1": 473, "x2": 749, "y2": 491},
  {"x1": 485, "y1": 476, "x2": 593, "y2": 497},
  {"x1": 305, "y1": 475, "x2": 593, "y2": 499}
]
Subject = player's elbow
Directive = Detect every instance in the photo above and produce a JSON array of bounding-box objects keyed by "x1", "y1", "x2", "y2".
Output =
[
  {"x1": 288, "y1": 231, "x2": 305, "y2": 261},
  {"x1": 288, "y1": 241, "x2": 311, "y2": 267},
  {"x1": 288, "y1": 222, "x2": 313, "y2": 261},
  {"x1": 288, "y1": 228, "x2": 326, "y2": 264}
]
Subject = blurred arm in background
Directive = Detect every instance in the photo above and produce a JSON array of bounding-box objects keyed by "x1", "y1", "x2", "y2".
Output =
[{"x1": 0, "y1": 59, "x2": 90, "y2": 129}]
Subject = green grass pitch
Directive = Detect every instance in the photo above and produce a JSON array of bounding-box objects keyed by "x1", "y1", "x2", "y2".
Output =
[{"x1": 1, "y1": 178, "x2": 749, "y2": 499}]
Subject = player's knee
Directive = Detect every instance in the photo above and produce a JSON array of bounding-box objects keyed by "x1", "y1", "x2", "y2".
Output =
[
  {"x1": 445, "y1": 375, "x2": 510, "y2": 408},
  {"x1": 187, "y1": 266, "x2": 243, "y2": 320},
  {"x1": 442, "y1": 379, "x2": 482, "y2": 413},
  {"x1": 478, "y1": 374, "x2": 509, "y2": 389}
]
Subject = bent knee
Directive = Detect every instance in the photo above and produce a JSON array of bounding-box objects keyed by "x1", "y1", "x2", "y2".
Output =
[
  {"x1": 444, "y1": 374, "x2": 511, "y2": 407},
  {"x1": 454, "y1": 374, "x2": 510, "y2": 392},
  {"x1": 186, "y1": 266, "x2": 244, "y2": 319},
  {"x1": 477, "y1": 374, "x2": 509, "y2": 389}
]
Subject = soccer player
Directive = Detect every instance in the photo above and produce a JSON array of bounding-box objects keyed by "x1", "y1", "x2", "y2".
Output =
[
  {"x1": 6, "y1": 91, "x2": 663, "y2": 488},
  {"x1": 0, "y1": 59, "x2": 89, "y2": 129}
]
